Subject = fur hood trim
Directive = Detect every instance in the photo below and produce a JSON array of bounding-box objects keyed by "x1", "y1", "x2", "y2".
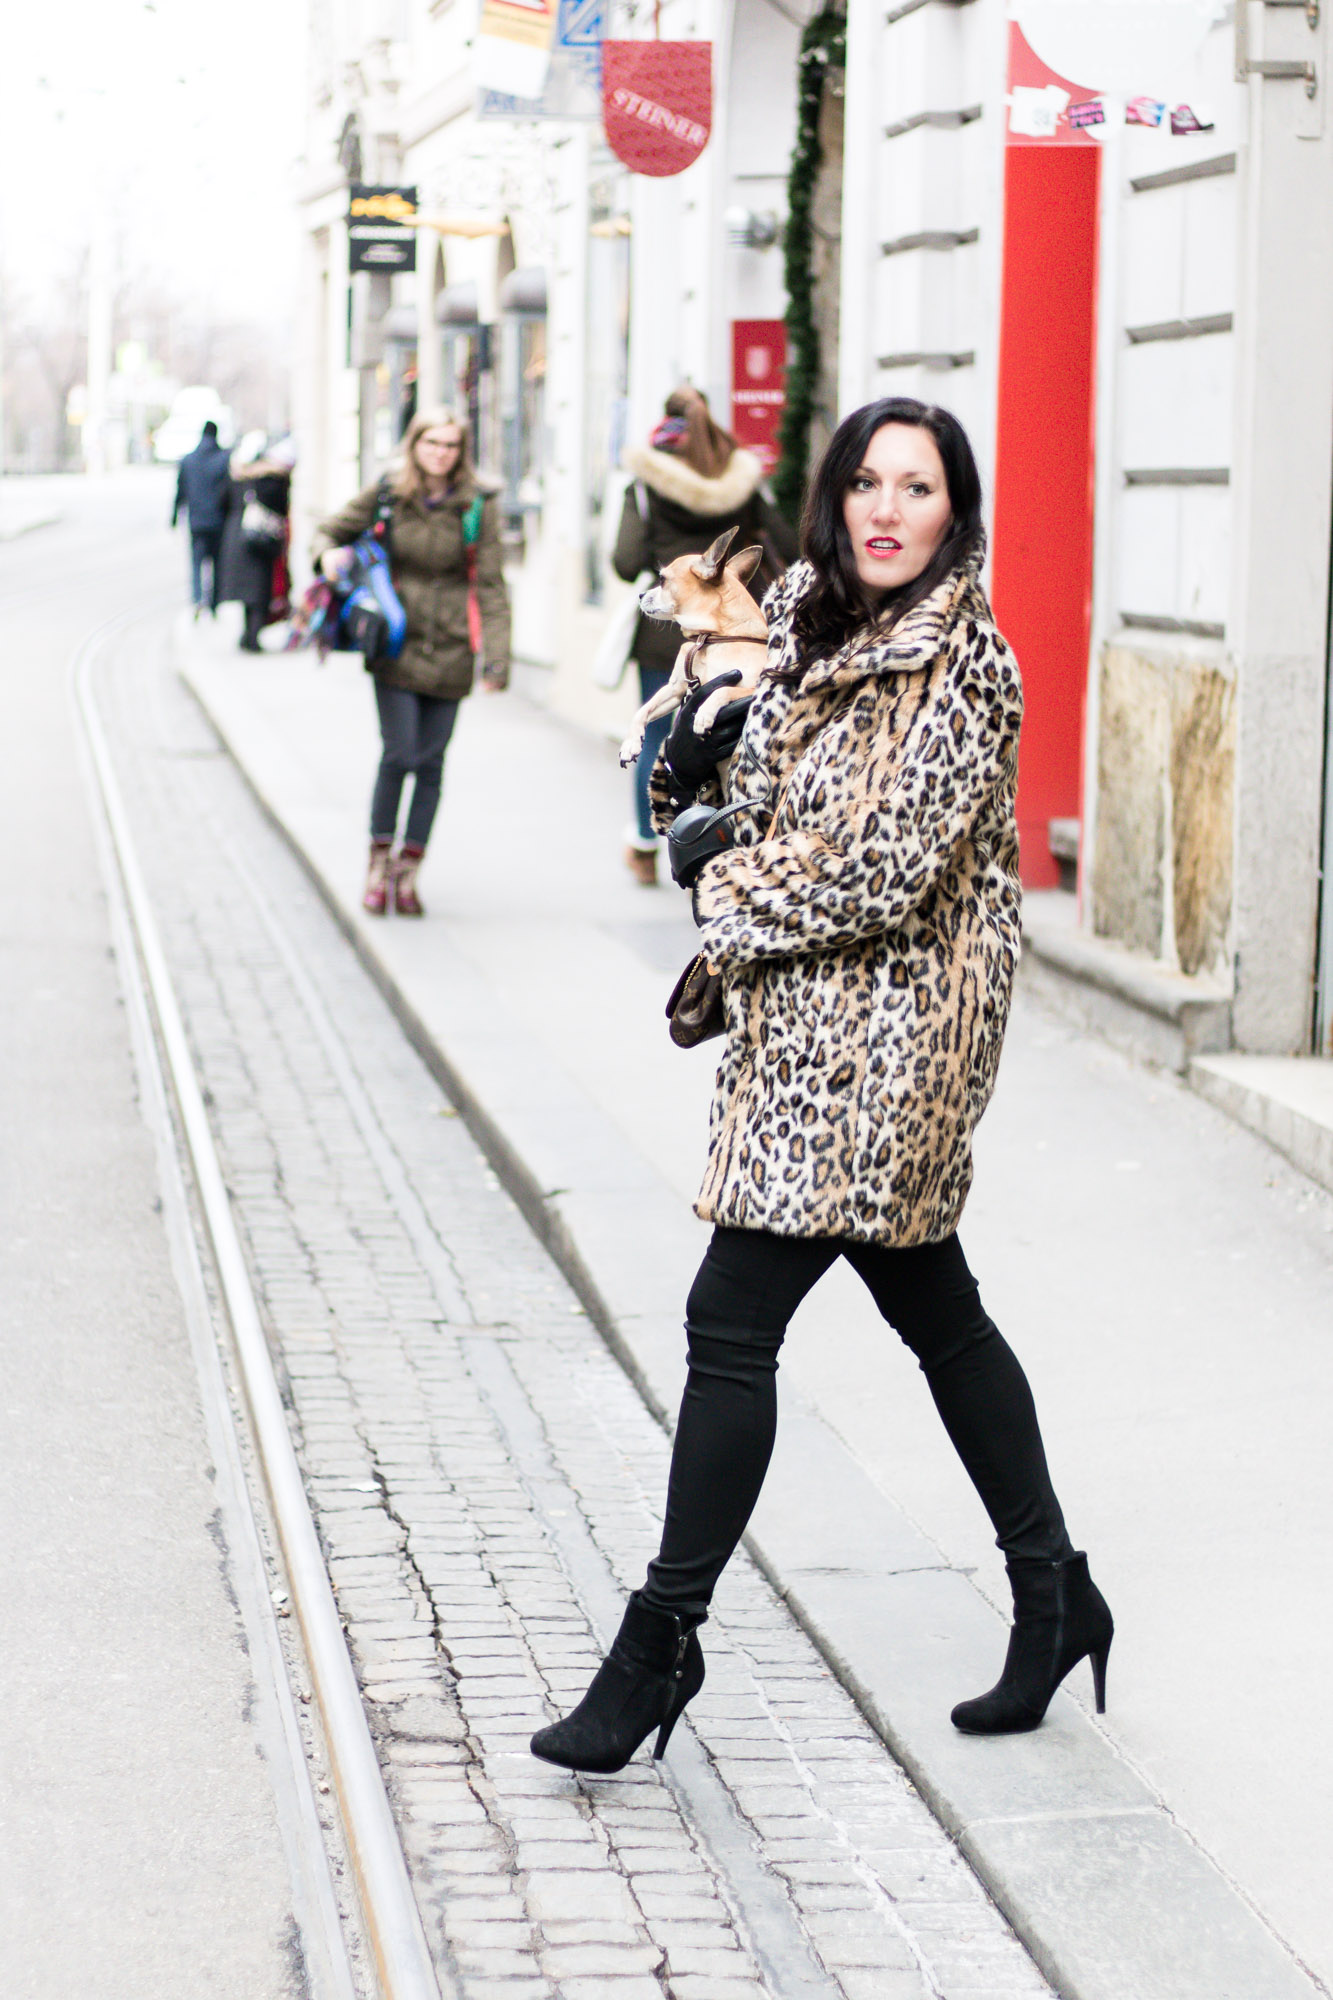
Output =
[{"x1": 626, "y1": 442, "x2": 765, "y2": 518}]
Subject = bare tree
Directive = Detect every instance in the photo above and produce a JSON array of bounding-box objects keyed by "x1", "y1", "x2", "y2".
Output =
[{"x1": 4, "y1": 252, "x2": 89, "y2": 470}]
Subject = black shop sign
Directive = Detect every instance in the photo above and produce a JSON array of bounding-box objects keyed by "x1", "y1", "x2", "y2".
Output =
[{"x1": 348, "y1": 185, "x2": 419, "y2": 273}]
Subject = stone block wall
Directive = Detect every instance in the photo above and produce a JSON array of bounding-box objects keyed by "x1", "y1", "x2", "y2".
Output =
[{"x1": 1092, "y1": 641, "x2": 1236, "y2": 978}]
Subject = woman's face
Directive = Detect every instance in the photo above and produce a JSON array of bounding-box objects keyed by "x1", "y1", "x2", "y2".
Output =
[
  {"x1": 842, "y1": 424, "x2": 952, "y2": 600},
  {"x1": 415, "y1": 425, "x2": 464, "y2": 480}
]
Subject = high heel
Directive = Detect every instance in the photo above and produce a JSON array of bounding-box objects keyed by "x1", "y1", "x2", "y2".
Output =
[
  {"x1": 951, "y1": 1551, "x2": 1114, "y2": 1736},
  {"x1": 653, "y1": 1668, "x2": 697, "y2": 1759},
  {"x1": 530, "y1": 1593, "x2": 705, "y2": 1774}
]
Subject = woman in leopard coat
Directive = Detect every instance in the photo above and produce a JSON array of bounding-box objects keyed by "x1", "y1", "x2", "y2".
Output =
[{"x1": 532, "y1": 399, "x2": 1112, "y2": 1776}]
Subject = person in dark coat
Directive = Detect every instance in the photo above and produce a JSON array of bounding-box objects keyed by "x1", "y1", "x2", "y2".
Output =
[
  {"x1": 171, "y1": 420, "x2": 232, "y2": 615},
  {"x1": 220, "y1": 434, "x2": 296, "y2": 650},
  {"x1": 611, "y1": 387, "x2": 798, "y2": 884}
]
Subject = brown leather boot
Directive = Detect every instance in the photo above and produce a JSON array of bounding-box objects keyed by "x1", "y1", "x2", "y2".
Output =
[
  {"x1": 394, "y1": 843, "x2": 426, "y2": 916},
  {"x1": 625, "y1": 845, "x2": 657, "y2": 887},
  {"x1": 363, "y1": 840, "x2": 393, "y2": 915}
]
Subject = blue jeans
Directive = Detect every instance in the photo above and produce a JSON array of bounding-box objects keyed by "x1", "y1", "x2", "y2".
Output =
[
  {"x1": 370, "y1": 685, "x2": 459, "y2": 848},
  {"x1": 632, "y1": 664, "x2": 672, "y2": 845}
]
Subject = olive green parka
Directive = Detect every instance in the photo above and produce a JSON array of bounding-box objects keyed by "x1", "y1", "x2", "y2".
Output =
[{"x1": 312, "y1": 475, "x2": 510, "y2": 699}]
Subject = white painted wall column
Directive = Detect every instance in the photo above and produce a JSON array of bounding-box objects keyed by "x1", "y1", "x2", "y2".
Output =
[
  {"x1": 838, "y1": 0, "x2": 881, "y2": 418},
  {"x1": 415, "y1": 235, "x2": 442, "y2": 408},
  {"x1": 1229, "y1": 4, "x2": 1333, "y2": 1051},
  {"x1": 329, "y1": 217, "x2": 362, "y2": 506}
]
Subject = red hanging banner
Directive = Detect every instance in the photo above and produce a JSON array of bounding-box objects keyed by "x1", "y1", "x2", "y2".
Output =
[{"x1": 601, "y1": 41, "x2": 712, "y2": 178}]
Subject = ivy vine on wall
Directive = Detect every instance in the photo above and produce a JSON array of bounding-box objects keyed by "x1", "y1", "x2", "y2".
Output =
[{"x1": 772, "y1": 2, "x2": 847, "y2": 524}]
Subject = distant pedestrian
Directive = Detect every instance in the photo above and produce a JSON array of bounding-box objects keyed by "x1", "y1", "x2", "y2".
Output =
[
  {"x1": 171, "y1": 419, "x2": 232, "y2": 616},
  {"x1": 221, "y1": 433, "x2": 296, "y2": 652},
  {"x1": 312, "y1": 406, "x2": 510, "y2": 918},
  {"x1": 611, "y1": 386, "x2": 797, "y2": 886},
  {"x1": 533, "y1": 398, "x2": 1113, "y2": 1776}
]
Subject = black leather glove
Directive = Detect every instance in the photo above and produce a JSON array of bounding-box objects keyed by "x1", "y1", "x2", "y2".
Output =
[{"x1": 663, "y1": 671, "x2": 753, "y2": 793}]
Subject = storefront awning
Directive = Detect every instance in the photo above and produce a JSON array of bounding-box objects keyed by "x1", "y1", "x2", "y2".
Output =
[
  {"x1": 498, "y1": 268, "x2": 547, "y2": 316},
  {"x1": 435, "y1": 281, "x2": 481, "y2": 328}
]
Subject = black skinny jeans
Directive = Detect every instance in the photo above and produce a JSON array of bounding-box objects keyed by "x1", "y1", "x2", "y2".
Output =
[
  {"x1": 641, "y1": 1228, "x2": 1074, "y2": 1622},
  {"x1": 370, "y1": 684, "x2": 459, "y2": 848}
]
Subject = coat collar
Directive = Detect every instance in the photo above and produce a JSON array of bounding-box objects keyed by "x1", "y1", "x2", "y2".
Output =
[
  {"x1": 789, "y1": 550, "x2": 987, "y2": 693},
  {"x1": 400, "y1": 473, "x2": 479, "y2": 519},
  {"x1": 625, "y1": 442, "x2": 765, "y2": 518}
]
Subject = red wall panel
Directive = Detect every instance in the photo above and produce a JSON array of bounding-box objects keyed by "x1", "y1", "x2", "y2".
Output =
[{"x1": 991, "y1": 144, "x2": 1100, "y2": 889}]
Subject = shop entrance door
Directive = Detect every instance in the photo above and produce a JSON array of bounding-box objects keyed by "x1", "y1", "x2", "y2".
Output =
[{"x1": 990, "y1": 27, "x2": 1101, "y2": 891}]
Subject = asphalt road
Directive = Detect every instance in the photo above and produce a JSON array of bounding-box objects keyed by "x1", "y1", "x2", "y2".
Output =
[{"x1": 0, "y1": 474, "x2": 349, "y2": 1999}]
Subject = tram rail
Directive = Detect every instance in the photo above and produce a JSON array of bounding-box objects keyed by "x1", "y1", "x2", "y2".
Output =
[{"x1": 74, "y1": 611, "x2": 448, "y2": 2000}]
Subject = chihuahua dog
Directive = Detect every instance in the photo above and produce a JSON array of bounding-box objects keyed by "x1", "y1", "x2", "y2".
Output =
[{"x1": 618, "y1": 525, "x2": 769, "y2": 769}]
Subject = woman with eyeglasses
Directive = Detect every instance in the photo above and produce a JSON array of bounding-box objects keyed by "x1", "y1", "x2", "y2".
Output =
[{"x1": 313, "y1": 406, "x2": 510, "y2": 916}]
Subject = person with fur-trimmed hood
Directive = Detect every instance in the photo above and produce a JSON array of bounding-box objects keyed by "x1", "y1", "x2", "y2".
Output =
[{"x1": 611, "y1": 386, "x2": 797, "y2": 885}]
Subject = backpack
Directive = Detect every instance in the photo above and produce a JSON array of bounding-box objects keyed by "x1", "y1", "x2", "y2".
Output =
[{"x1": 460, "y1": 493, "x2": 485, "y2": 656}]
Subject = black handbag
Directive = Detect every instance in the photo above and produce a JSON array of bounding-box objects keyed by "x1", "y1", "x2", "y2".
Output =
[
  {"x1": 665, "y1": 779, "x2": 791, "y2": 1048},
  {"x1": 665, "y1": 953, "x2": 725, "y2": 1048},
  {"x1": 240, "y1": 492, "x2": 284, "y2": 550}
]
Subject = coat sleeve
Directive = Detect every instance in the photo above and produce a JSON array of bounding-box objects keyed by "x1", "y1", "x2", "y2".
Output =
[
  {"x1": 693, "y1": 628, "x2": 1022, "y2": 965},
  {"x1": 611, "y1": 483, "x2": 651, "y2": 582},
  {"x1": 474, "y1": 494, "x2": 511, "y2": 674},
  {"x1": 172, "y1": 464, "x2": 185, "y2": 527},
  {"x1": 310, "y1": 483, "x2": 380, "y2": 563}
]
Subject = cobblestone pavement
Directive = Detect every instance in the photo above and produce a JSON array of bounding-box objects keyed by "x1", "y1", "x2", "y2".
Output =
[{"x1": 101, "y1": 619, "x2": 1054, "y2": 2000}]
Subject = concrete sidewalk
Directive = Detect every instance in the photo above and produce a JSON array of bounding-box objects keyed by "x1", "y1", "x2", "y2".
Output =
[
  {"x1": 0, "y1": 473, "x2": 68, "y2": 540},
  {"x1": 180, "y1": 616, "x2": 1332, "y2": 2000}
]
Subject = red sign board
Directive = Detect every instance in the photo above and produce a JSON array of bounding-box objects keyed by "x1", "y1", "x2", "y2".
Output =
[
  {"x1": 602, "y1": 42, "x2": 712, "y2": 178},
  {"x1": 731, "y1": 320, "x2": 786, "y2": 475}
]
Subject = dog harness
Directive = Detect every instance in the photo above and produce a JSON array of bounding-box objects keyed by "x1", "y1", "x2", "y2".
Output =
[{"x1": 680, "y1": 631, "x2": 768, "y2": 686}]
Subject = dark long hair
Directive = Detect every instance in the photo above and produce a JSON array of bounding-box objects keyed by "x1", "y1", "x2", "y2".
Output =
[{"x1": 789, "y1": 398, "x2": 984, "y2": 662}]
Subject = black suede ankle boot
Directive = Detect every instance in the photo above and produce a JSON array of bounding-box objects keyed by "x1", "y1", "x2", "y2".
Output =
[
  {"x1": 951, "y1": 1552, "x2": 1113, "y2": 1736},
  {"x1": 530, "y1": 1593, "x2": 705, "y2": 1774}
]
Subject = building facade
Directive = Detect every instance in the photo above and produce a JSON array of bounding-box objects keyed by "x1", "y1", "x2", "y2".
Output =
[
  {"x1": 295, "y1": 0, "x2": 1333, "y2": 1055},
  {"x1": 294, "y1": 0, "x2": 803, "y2": 748},
  {"x1": 836, "y1": 0, "x2": 1333, "y2": 1055}
]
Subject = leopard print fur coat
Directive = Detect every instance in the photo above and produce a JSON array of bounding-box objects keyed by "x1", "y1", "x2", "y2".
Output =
[{"x1": 661, "y1": 551, "x2": 1023, "y2": 1248}]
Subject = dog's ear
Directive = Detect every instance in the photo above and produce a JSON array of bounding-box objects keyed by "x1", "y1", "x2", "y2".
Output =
[
  {"x1": 725, "y1": 544, "x2": 764, "y2": 587},
  {"x1": 692, "y1": 525, "x2": 739, "y2": 582}
]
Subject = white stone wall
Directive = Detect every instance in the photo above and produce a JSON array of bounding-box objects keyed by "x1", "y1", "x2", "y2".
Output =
[{"x1": 839, "y1": 0, "x2": 1008, "y2": 508}]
